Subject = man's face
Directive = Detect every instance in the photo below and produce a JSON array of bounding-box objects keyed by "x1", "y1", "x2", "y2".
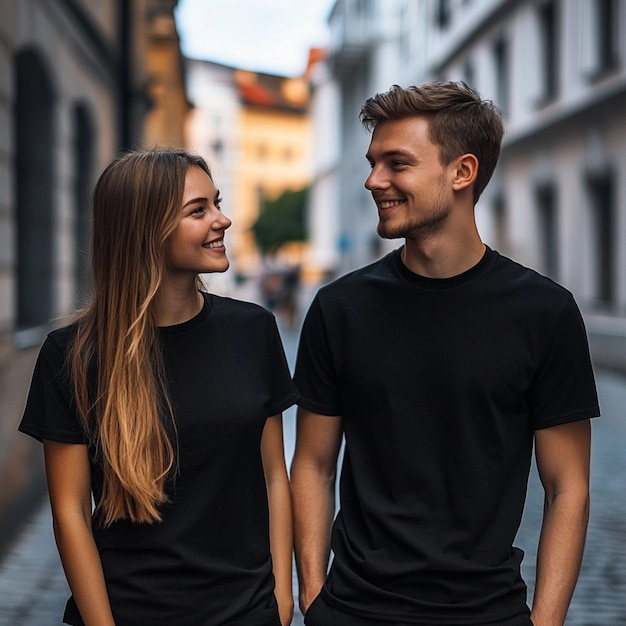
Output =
[{"x1": 365, "y1": 116, "x2": 454, "y2": 241}]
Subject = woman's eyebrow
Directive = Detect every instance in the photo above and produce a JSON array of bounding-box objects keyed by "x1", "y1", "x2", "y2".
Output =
[{"x1": 182, "y1": 196, "x2": 207, "y2": 209}]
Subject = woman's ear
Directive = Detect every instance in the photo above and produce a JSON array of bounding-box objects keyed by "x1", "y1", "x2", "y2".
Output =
[{"x1": 451, "y1": 153, "x2": 479, "y2": 192}]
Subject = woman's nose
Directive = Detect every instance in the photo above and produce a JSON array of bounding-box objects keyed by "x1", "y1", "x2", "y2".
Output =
[{"x1": 215, "y1": 212, "x2": 231, "y2": 230}]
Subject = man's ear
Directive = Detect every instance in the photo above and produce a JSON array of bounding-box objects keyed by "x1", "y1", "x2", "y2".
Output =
[{"x1": 451, "y1": 153, "x2": 478, "y2": 192}]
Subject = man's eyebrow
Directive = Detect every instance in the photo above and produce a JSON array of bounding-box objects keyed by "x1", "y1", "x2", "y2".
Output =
[{"x1": 365, "y1": 149, "x2": 415, "y2": 161}]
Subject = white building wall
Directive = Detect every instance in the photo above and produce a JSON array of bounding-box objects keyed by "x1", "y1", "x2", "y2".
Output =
[
  {"x1": 318, "y1": 0, "x2": 626, "y2": 367},
  {"x1": 307, "y1": 60, "x2": 341, "y2": 277},
  {"x1": 184, "y1": 60, "x2": 240, "y2": 294},
  {"x1": 185, "y1": 60, "x2": 239, "y2": 211},
  {"x1": 611, "y1": 115, "x2": 626, "y2": 311},
  {"x1": 327, "y1": 0, "x2": 410, "y2": 273}
]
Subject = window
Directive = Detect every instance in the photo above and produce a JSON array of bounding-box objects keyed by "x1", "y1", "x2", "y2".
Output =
[
  {"x1": 493, "y1": 37, "x2": 510, "y2": 117},
  {"x1": 592, "y1": 0, "x2": 620, "y2": 78},
  {"x1": 354, "y1": 0, "x2": 373, "y2": 17},
  {"x1": 493, "y1": 36, "x2": 509, "y2": 118},
  {"x1": 587, "y1": 171, "x2": 615, "y2": 307},
  {"x1": 536, "y1": 183, "x2": 559, "y2": 279},
  {"x1": 537, "y1": 0, "x2": 559, "y2": 104},
  {"x1": 435, "y1": 0, "x2": 452, "y2": 29},
  {"x1": 463, "y1": 59, "x2": 475, "y2": 89},
  {"x1": 14, "y1": 49, "x2": 56, "y2": 337},
  {"x1": 257, "y1": 143, "x2": 268, "y2": 160},
  {"x1": 492, "y1": 193, "x2": 508, "y2": 252},
  {"x1": 211, "y1": 138, "x2": 224, "y2": 158},
  {"x1": 72, "y1": 103, "x2": 95, "y2": 307}
]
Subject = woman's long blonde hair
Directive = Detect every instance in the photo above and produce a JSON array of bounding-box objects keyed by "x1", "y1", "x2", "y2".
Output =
[{"x1": 70, "y1": 149, "x2": 212, "y2": 526}]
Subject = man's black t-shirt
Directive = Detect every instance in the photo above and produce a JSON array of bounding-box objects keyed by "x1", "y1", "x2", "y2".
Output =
[
  {"x1": 294, "y1": 247, "x2": 600, "y2": 625},
  {"x1": 20, "y1": 293, "x2": 298, "y2": 625}
]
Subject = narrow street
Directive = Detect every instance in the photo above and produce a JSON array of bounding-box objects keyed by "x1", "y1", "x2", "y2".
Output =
[{"x1": 1, "y1": 321, "x2": 624, "y2": 625}]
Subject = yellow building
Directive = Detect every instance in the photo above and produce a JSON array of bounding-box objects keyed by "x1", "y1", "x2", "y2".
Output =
[
  {"x1": 234, "y1": 70, "x2": 312, "y2": 272},
  {"x1": 142, "y1": 1, "x2": 190, "y2": 148},
  {"x1": 185, "y1": 60, "x2": 312, "y2": 278}
]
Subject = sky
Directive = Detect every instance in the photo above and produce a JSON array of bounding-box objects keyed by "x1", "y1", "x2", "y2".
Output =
[{"x1": 174, "y1": 0, "x2": 335, "y2": 77}]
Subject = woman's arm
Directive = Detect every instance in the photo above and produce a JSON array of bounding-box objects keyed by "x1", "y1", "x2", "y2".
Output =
[
  {"x1": 261, "y1": 414, "x2": 294, "y2": 626},
  {"x1": 43, "y1": 440, "x2": 116, "y2": 626}
]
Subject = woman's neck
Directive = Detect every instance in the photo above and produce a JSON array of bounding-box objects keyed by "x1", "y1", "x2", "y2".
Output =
[{"x1": 153, "y1": 279, "x2": 204, "y2": 327}]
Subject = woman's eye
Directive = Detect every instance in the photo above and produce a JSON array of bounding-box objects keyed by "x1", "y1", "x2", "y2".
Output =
[{"x1": 191, "y1": 206, "x2": 204, "y2": 215}]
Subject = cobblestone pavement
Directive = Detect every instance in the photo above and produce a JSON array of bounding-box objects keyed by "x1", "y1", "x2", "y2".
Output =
[
  {"x1": 1, "y1": 328, "x2": 625, "y2": 625},
  {"x1": 516, "y1": 369, "x2": 626, "y2": 626}
]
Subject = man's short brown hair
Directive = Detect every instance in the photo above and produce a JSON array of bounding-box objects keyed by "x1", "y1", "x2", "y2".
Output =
[{"x1": 360, "y1": 82, "x2": 505, "y2": 203}]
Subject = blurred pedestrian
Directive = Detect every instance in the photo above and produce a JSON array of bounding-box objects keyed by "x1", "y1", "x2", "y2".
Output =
[
  {"x1": 19, "y1": 149, "x2": 296, "y2": 625},
  {"x1": 261, "y1": 264, "x2": 301, "y2": 330},
  {"x1": 291, "y1": 82, "x2": 600, "y2": 626}
]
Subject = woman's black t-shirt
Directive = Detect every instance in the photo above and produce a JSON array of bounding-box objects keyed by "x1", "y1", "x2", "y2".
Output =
[{"x1": 19, "y1": 293, "x2": 298, "y2": 625}]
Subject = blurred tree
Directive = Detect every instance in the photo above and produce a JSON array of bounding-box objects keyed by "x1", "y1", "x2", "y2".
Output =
[{"x1": 251, "y1": 186, "x2": 309, "y2": 256}]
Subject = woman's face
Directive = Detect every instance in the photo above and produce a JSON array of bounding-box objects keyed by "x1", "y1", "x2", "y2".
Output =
[{"x1": 165, "y1": 166, "x2": 232, "y2": 276}]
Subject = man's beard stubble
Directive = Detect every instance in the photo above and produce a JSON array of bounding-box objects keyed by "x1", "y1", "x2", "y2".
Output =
[{"x1": 376, "y1": 200, "x2": 450, "y2": 242}]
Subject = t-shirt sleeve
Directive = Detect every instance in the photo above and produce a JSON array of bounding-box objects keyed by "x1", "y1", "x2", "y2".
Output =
[
  {"x1": 264, "y1": 316, "x2": 299, "y2": 417},
  {"x1": 293, "y1": 295, "x2": 342, "y2": 416},
  {"x1": 18, "y1": 334, "x2": 88, "y2": 444},
  {"x1": 528, "y1": 294, "x2": 601, "y2": 430}
]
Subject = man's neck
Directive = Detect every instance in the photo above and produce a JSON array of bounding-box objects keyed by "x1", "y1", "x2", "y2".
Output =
[{"x1": 401, "y1": 235, "x2": 486, "y2": 279}]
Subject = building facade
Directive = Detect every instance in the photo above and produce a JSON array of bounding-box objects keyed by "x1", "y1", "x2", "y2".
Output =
[
  {"x1": 316, "y1": 0, "x2": 626, "y2": 370},
  {"x1": 307, "y1": 49, "x2": 341, "y2": 281},
  {"x1": 0, "y1": 0, "x2": 188, "y2": 554},
  {"x1": 185, "y1": 59, "x2": 313, "y2": 280}
]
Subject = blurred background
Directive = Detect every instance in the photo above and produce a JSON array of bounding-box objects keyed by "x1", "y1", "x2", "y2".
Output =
[{"x1": 0, "y1": 0, "x2": 625, "y2": 623}]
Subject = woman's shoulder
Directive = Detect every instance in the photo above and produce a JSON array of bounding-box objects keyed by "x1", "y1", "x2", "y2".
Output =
[
  {"x1": 209, "y1": 294, "x2": 278, "y2": 333},
  {"x1": 211, "y1": 294, "x2": 273, "y2": 317},
  {"x1": 40, "y1": 321, "x2": 80, "y2": 358}
]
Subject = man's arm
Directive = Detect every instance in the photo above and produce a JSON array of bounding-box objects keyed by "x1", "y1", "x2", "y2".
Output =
[
  {"x1": 290, "y1": 408, "x2": 343, "y2": 615},
  {"x1": 531, "y1": 419, "x2": 591, "y2": 626}
]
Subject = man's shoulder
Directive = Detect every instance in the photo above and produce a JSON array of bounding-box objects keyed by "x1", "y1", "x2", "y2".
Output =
[
  {"x1": 492, "y1": 250, "x2": 573, "y2": 300},
  {"x1": 318, "y1": 250, "x2": 399, "y2": 296}
]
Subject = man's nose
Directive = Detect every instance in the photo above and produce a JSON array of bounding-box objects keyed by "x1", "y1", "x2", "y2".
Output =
[{"x1": 365, "y1": 166, "x2": 387, "y2": 190}]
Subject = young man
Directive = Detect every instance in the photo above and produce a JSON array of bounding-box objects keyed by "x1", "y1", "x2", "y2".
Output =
[{"x1": 291, "y1": 82, "x2": 600, "y2": 626}]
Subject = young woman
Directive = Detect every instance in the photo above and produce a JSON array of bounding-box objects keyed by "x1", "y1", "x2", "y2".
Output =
[{"x1": 19, "y1": 149, "x2": 297, "y2": 626}]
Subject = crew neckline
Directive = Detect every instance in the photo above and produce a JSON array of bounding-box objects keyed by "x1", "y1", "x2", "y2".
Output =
[
  {"x1": 158, "y1": 292, "x2": 212, "y2": 334},
  {"x1": 392, "y1": 245, "x2": 497, "y2": 290}
]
